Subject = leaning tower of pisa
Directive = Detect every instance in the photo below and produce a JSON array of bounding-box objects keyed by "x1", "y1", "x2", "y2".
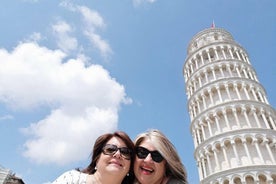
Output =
[{"x1": 183, "y1": 27, "x2": 276, "y2": 184}]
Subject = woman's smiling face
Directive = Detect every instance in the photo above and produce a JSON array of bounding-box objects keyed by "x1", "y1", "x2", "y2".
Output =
[
  {"x1": 96, "y1": 137, "x2": 131, "y2": 178},
  {"x1": 134, "y1": 138, "x2": 166, "y2": 184}
]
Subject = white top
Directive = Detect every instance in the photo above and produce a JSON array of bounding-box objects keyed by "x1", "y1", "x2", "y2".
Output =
[{"x1": 52, "y1": 170, "x2": 88, "y2": 184}]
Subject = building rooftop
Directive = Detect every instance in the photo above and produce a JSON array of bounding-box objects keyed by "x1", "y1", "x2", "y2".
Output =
[{"x1": 0, "y1": 165, "x2": 25, "y2": 184}]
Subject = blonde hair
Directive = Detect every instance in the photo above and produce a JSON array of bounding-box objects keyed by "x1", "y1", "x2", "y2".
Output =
[{"x1": 134, "y1": 129, "x2": 188, "y2": 183}]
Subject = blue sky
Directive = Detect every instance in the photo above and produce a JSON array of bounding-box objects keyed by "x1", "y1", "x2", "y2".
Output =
[{"x1": 0, "y1": 1, "x2": 275, "y2": 184}]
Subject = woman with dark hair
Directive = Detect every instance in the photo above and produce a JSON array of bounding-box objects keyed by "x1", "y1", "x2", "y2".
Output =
[{"x1": 52, "y1": 131, "x2": 135, "y2": 184}]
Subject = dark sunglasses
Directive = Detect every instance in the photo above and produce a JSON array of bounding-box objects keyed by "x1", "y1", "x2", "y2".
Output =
[
  {"x1": 102, "y1": 144, "x2": 132, "y2": 160},
  {"x1": 135, "y1": 146, "x2": 164, "y2": 163}
]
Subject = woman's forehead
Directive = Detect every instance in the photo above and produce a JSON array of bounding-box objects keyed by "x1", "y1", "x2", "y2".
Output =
[
  {"x1": 106, "y1": 136, "x2": 126, "y2": 146},
  {"x1": 139, "y1": 138, "x2": 157, "y2": 150}
]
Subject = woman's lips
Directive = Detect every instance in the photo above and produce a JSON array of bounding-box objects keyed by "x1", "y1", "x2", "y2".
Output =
[{"x1": 140, "y1": 165, "x2": 154, "y2": 174}]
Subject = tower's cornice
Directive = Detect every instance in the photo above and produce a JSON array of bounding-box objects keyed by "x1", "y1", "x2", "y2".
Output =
[
  {"x1": 187, "y1": 28, "x2": 234, "y2": 56},
  {"x1": 188, "y1": 27, "x2": 233, "y2": 47}
]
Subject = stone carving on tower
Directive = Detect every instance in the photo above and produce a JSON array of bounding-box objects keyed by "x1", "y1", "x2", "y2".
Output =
[{"x1": 183, "y1": 27, "x2": 276, "y2": 184}]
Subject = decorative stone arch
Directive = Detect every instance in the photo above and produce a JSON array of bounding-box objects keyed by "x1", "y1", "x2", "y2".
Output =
[
  {"x1": 211, "y1": 180, "x2": 219, "y2": 184},
  {"x1": 266, "y1": 136, "x2": 274, "y2": 144},
  {"x1": 257, "y1": 173, "x2": 268, "y2": 184},
  {"x1": 221, "y1": 137, "x2": 232, "y2": 148},
  {"x1": 231, "y1": 173, "x2": 242, "y2": 184},
  {"x1": 232, "y1": 135, "x2": 243, "y2": 143},
  {"x1": 214, "y1": 141, "x2": 221, "y2": 150},
  {"x1": 244, "y1": 174, "x2": 255, "y2": 183},
  {"x1": 255, "y1": 133, "x2": 266, "y2": 143},
  {"x1": 206, "y1": 46, "x2": 216, "y2": 60},
  {"x1": 222, "y1": 178, "x2": 230, "y2": 184},
  {"x1": 244, "y1": 134, "x2": 254, "y2": 144},
  {"x1": 205, "y1": 144, "x2": 213, "y2": 155},
  {"x1": 271, "y1": 173, "x2": 276, "y2": 183}
]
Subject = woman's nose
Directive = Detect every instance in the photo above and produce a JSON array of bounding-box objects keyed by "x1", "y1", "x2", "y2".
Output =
[
  {"x1": 143, "y1": 153, "x2": 153, "y2": 163},
  {"x1": 113, "y1": 149, "x2": 122, "y2": 159}
]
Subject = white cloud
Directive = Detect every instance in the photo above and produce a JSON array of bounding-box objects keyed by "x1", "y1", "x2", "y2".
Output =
[
  {"x1": 77, "y1": 6, "x2": 105, "y2": 30},
  {"x1": 84, "y1": 31, "x2": 112, "y2": 59},
  {"x1": 22, "y1": 107, "x2": 117, "y2": 165},
  {"x1": 21, "y1": 0, "x2": 39, "y2": 3},
  {"x1": 52, "y1": 20, "x2": 78, "y2": 53},
  {"x1": 0, "y1": 114, "x2": 14, "y2": 121},
  {"x1": 59, "y1": 1, "x2": 76, "y2": 12},
  {"x1": 0, "y1": 42, "x2": 131, "y2": 165},
  {"x1": 133, "y1": 0, "x2": 157, "y2": 6},
  {"x1": 77, "y1": 6, "x2": 112, "y2": 59},
  {"x1": 25, "y1": 32, "x2": 43, "y2": 42},
  {"x1": 59, "y1": 3, "x2": 112, "y2": 59}
]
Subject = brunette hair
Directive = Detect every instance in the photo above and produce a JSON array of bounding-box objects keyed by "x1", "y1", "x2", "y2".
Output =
[
  {"x1": 134, "y1": 129, "x2": 188, "y2": 183},
  {"x1": 82, "y1": 131, "x2": 135, "y2": 184}
]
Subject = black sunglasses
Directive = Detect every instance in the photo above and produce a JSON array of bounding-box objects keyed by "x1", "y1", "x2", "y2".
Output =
[
  {"x1": 135, "y1": 146, "x2": 164, "y2": 163},
  {"x1": 102, "y1": 144, "x2": 132, "y2": 160}
]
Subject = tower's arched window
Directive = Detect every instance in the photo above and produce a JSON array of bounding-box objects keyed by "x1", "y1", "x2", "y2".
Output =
[
  {"x1": 214, "y1": 34, "x2": 218, "y2": 41},
  {"x1": 271, "y1": 174, "x2": 276, "y2": 183},
  {"x1": 222, "y1": 179, "x2": 229, "y2": 184},
  {"x1": 245, "y1": 176, "x2": 255, "y2": 183},
  {"x1": 233, "y1": 177, "x2": 242, "y2": 184},
  {"x1": 258, "y1": 174, "x2": 267, "y2": 184}
]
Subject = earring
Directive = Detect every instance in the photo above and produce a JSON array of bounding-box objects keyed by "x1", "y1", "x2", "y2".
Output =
[
  {"x1": 94, "y1": 166, "x2": 97, "y2": 171},
  {"x1": 126, "y1": 173, "x2": 129, "y2": 176}
]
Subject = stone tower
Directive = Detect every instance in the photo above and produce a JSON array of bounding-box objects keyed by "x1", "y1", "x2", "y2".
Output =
[{"x1": 183, "y1": 27, "x2": 276, "y2": 184}]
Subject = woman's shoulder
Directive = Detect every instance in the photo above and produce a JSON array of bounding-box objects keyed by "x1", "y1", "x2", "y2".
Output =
[
  {"x1": 167, "y1": 177, "x2": 187, "y2": 184},
  {"x1": 59, "y1": 169, "x2": 83, "y2": 177},
  {"x1": 52, "y1": 169, "x2": 87, "y2": 183}
]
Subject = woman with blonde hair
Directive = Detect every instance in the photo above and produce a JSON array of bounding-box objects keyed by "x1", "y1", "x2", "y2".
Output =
[{"x1": 133, "y1": 129, "x2": 188, "y2": 184}]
